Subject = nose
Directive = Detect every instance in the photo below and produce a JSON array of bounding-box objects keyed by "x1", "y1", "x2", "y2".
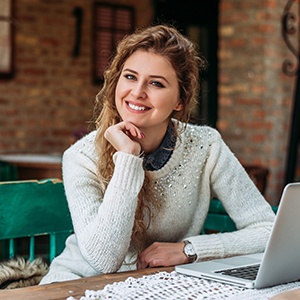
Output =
[{"x1": 131, "y1": 83, "x2": 146, "y2": 100}]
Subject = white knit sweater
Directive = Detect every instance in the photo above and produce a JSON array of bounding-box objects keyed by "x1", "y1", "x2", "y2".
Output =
[{"x1": 40, "y1": 122, "x2": 275, "y2": 284}]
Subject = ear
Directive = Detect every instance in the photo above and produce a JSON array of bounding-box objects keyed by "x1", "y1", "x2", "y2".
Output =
[{"x1": 174, "y1": 102, "x2": 183, "y2": 111}]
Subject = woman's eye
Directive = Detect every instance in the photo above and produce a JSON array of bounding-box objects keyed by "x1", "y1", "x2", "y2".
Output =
[
  {"x1": 151, "y1": 81, "x2": 165, "y2": 88},
  {"x1": 124, "y1": 74, "x2": 136, "y2": 80}
]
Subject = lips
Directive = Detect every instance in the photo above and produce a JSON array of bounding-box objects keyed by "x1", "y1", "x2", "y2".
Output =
[{"x1": 127, "y1": 102, "x2": 150, "y2": 111}]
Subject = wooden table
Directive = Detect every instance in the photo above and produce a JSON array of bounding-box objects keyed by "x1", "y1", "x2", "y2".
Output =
[
  {"x1": 0, "y1": 266, "x2": 300, "y2": 299},
  {"x1": 0, "y1": 267, "x2": 174, "y2": 300},
  {"x1": 0, "y1": 154, "x2": 62, "y2": 180}
]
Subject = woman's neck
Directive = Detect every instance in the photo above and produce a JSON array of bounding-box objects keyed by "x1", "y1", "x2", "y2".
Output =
[
  {"x1": 139, "y1": 132, "x2": 166, "y2": 154},
  {"x1": 139, "y1": 122, "x2": 170, "y2": 154}
]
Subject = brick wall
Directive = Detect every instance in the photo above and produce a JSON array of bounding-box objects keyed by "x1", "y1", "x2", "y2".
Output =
[
  {"x1": 218, "y1": 0, "x2": 295, "y2": 204},
  {"x1": 0, "y1": 0, "x2": 295, "y2": 204},
  {"x1": 0, "y1": 0, "x2": 153, "y2": 153}
]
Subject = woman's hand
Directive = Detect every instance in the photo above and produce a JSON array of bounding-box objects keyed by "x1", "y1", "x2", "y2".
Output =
[
  {"x1": 104, "y1": 121, "x2": 145, "y2": 156},
  {"x1": 137, "y1": 242, "x2": 188, "y2": 269}
]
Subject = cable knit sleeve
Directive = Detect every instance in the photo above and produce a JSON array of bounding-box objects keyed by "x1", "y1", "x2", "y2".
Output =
[
  {"x1": 62, "y1": 133, "x2": 144, "y2": 273},
  {"x1": 188, "y1": 129, "x2": 276, "y2": 261}
]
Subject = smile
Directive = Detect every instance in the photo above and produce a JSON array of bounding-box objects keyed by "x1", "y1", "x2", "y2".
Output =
[{"x1": 127, "y1": 102, "x2": 149, "y2": 111}]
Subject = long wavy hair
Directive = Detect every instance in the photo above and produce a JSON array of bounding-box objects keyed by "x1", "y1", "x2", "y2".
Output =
[{"x1": 93, "y1": 24, "x2": 207, "y2": 254}]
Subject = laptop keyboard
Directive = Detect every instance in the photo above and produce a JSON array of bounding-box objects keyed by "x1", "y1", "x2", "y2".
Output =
[{"x1": 215, "y1": 264, "x2": 260, "y2": 280}]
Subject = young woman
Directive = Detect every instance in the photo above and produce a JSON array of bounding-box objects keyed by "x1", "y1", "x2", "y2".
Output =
[{"x1": 40, "y1": 24, "x2": 275, "y2": 284}]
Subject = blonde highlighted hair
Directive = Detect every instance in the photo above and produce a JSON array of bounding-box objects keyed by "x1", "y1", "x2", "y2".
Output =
[{"x1": 93, "y1": 24, "x2": 207, "y2": 253}]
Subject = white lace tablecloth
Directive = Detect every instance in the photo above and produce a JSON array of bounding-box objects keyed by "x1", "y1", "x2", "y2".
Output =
[{"x1": 67, "y1": 271, "x2": 300, "y2": 300}]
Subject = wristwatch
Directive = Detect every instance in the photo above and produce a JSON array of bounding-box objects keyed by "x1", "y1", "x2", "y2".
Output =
[{"x1": 183, "y1": 240, "x2": 197, "y2": 263}]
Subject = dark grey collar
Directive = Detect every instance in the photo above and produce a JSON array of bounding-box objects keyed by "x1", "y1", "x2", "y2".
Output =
[{"x1": 143, "y1": 122, "x2": 176, "y2": 171}]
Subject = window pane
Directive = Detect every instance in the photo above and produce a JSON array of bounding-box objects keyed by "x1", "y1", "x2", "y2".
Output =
[
  {"x1": 115, "y1": 9, "x2": 132, "y2": 30},
  {"x1": 93, "y1": 4, "x2": 134, "y2": 83},
  {"x1": 95, "y1": 6, "x2": 112, "y2": 28},
  {"x1": 95, "y1": 31, "x2": 112, "y2": 79}
]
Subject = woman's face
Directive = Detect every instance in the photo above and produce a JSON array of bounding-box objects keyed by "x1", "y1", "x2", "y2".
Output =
[{"x1": 115, "y1": 50, "x2": 182, "y2": 133}]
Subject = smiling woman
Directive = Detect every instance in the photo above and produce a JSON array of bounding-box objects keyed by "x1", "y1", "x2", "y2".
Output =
[
  {"x1": 114, "y1": 50, "x2": 182, "y2": 152},
  {"x1": 39, "y1": 24, "x2": 275, "y2": 285}
]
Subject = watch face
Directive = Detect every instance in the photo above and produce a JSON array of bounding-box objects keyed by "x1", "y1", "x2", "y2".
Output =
[{"x1": 185, "y1": 243, "x2": 195, "y2": 256}]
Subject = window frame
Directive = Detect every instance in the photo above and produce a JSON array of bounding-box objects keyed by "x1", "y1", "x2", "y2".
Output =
[{"x1": 92, "y1": 2, "x2": 135, "y2": 84}]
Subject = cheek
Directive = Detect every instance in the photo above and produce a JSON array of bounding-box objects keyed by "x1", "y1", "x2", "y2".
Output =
[
  {"x1": 114, "y1": 86, "x2": 122, "y2": 113},
  {"x1": 115, "y1": 79, "x2": 129, "y2": 99},
  {"x1": 115, "y1": 79, "x2": 121, "y2": 97},
  {"x1": 115, "y1": 80, "x2": 124, "y2": 104},
  {"x1": 160, "y1": 92, "x2": 181, "y2": 112}
]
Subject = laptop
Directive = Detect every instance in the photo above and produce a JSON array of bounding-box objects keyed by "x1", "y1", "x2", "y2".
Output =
[{"x1": 175, "y1": 183, "x2": 300, "y2": 289}]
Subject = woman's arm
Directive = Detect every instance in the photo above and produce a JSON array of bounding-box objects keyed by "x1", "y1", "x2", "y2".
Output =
[
  {"x1": 62, "y1": 135, "x2": 144, "y2": 273},
  {"x1": 189, "y1": 131, "x2": 276, "y2": 261}
]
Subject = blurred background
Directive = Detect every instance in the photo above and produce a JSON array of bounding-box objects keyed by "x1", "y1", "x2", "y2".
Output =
[{"x1": 0, "y1": 0, "x2": 299, "y2": 205}]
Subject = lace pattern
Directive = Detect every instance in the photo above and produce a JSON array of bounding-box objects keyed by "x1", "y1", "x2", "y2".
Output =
[{"x1": 66, "y1": 271, "x2": 300, "y2": 300}]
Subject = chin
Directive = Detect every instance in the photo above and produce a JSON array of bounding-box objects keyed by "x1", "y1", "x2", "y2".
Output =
[{"x1": 121, "y1": 117, "x2": 146, "y2": 127}]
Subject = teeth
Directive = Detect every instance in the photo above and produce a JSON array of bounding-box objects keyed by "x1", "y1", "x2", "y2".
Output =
[{"x1": 128, "y1": 103, "x2": 147, "y2": 111}]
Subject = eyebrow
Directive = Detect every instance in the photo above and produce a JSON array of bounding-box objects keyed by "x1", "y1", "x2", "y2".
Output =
[{"x1": 123, "y1": 68, "x2": 170, "y2": 84}]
